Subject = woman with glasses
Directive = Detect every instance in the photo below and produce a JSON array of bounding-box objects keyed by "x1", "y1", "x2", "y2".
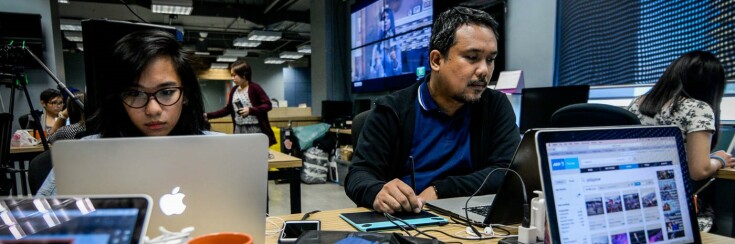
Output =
[
  {"x1": 39, "y1": 88, "x2": 64, "y2": 135},
  {"x1": 84, "y1": 29, "x2": 211, "y2": 138},
  {"x1": 36, "y1": 29, "x2": 215, "y2": 196},
  {"x1": 205, "y1": 60, "x2": 277, "y2": 146}
]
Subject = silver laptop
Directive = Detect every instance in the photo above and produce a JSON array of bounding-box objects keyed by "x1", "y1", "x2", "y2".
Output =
[
  {"x1": 52, "y1": 134, "x2": 268, "y2": 243},
  {"x1": 426, "y1": 129, "x2": 541, "y2": 225},
  {"x1": 536, "y1": 126, "x2": 701, "y2": 243}
]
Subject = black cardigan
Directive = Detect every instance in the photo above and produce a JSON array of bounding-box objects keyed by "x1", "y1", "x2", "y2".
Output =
[{"x1": 344, "y1": 80, "x2": 521, "y2": 208}]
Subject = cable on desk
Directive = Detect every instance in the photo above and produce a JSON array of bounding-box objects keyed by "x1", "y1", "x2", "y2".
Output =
[
  {"x1": 265, "y1": 216, "x2": 285, "y2": 237},
  {"x1": 383, "y1": 213, "x2": 437, "y2": 240},
  {"x1": 301, "y1": 210, "x2": 320, "y2": 220}
]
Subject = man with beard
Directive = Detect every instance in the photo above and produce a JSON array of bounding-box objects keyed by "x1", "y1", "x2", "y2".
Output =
[{"x1": 345, "y1": 7, "x2": 520, "y2": 214}]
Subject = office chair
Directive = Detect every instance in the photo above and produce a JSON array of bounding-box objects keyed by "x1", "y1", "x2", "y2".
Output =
[
  {"x1": 351, "y1": 110, "x2": 371, "y2": 147},
  {"x1": 28, "y1": 150, "x2": 52, "y2": 195},
  {"x1": 550, "y1": 103, "x2": 641, "y2": 127}
]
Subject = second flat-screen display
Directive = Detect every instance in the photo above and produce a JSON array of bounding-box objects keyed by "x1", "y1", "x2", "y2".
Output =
[{"x1": 351, "y1": 0, "x2": 433, "y2": 93}]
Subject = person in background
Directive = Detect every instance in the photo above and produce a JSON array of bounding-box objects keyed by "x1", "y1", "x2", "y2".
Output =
[
  {"x1": 48, "y1": 91, "x2": 85, "y2": 143},
  {"x1": 381, "y1": 7, "x2": 401, "y2": 76},
  {"x1": 39, "y1": 88, "x2": 63, "y2": 135},
  {"x1": 627, "y1": 50, "x2": 735, "y2": 232},
  {"x1": 628, "y1": 51, "x2": 735, "y2": 180},
  {"x1": 205, "y1": 60, "x2": 277, "y2": 146},
  {"x1": 37, "y1": 29, "x2": 217, "y2": 196},
  {"x1": 345, "y1": 7, "x2": 520, "y2": 214}
]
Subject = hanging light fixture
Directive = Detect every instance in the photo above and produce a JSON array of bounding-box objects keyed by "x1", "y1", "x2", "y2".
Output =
[
  {"x1": 151, "y1": 0, "x2": 193, "y2": 15},
  {"x1": 248, "y1": 30, "x2": 282, "y2": 41}
]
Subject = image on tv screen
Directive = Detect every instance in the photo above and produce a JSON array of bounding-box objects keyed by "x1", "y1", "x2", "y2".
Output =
[{"x1": 351, "y1": 0, "x2": 433, "y2": 93}]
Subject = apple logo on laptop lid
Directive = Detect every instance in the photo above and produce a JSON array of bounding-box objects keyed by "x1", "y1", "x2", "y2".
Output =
[{"x1": 160, "y1": 187, "x2": 187, "y2": 216}]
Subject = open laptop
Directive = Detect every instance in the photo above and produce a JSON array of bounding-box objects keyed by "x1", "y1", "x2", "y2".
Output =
[
  {"x1": 426, "y1": 129, "x2": 542, "y2": 225},
  {"x1": 52, "y1": 134, "x2": 268, "y2": 243},
  {"x1": 0, "y1": 195, "x2": 151, "y2": 244},
  {"x1": 536, "y1": 126, "x2": 701, "y2": 243}
]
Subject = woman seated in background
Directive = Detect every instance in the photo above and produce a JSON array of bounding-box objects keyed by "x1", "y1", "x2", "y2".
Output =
[
  {"x1": 627, "y1": 50, "x2": 734, "y2": 180},
  {"x1": 48, "y1": 91, "x2": 85, "y2": 143},
  {"x1": 39, "y1": 88, "x2": 64, "y2": 136},
  {"x1": 37, "y1": 29, "x2": 217, "y2": 196},
  {"x1": 627, "y1": 50, "x2": 734, "y2": 231}
]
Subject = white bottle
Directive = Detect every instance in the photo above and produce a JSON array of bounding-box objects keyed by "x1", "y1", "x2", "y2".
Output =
[{"x1": 530, "y1": 190, "x2": 546, "y2": 241}]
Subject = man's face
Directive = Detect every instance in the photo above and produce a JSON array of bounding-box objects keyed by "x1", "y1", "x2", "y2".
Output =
[
  {"x1": 42, "y1": 96, "x2": 64, "y2": 115},
  {"x1": 432, "y1": 24, "x2": 497, "y2": 104}
]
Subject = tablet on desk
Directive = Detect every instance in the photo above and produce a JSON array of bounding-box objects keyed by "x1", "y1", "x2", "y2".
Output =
[{"x1": 339, "y1": 210, "x2": 448, "y2": 232}]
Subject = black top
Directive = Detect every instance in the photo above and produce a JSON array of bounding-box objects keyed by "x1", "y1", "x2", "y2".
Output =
[{"x1": 344, "y1": 77, "x2": 521, "y2": 208}]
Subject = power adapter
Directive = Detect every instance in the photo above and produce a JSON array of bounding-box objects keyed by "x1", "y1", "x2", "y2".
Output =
[{"x1": 499, "y1": 226, "x2": 542, "y2": 244}]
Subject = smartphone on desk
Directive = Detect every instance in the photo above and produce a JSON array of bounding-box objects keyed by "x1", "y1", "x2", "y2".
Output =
[{"x1": 279, "y1": 220, "x2": 320, "y2": 243}]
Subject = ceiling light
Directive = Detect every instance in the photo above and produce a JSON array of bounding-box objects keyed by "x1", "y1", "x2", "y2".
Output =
[
  {"x1": 265, "y1": 58, "x2": 286, "y2": 64},
  {"x1": 279, "y1": 51, "x2": 304, "y2": 59},
  {"x1": 58, "y1": 0, "x2": 69, "y2": 3},
  {"x1": 206, "y1": 47, "x2": 224, "y2": 51},
  {"x1": 223, "y1": 49, "x2": 248, "y2": 57},
  {"x1": 76, "y1": 43, "x2": 83, "y2": 51},
  {"x1": 248, "y1": 30, "x2": 282, "y2": 41},
  {"x1": 199, "y1": 32, "x2": 208, "y2": 38},
  {"x1": 151, "y1": 0, "x2": 193, "y2": 15},
  {"x1": 63, "y1": 31, "x2": 83, "y2": 42},
  {"x1": 297, "y1": 45, "x2": 311, "y2": 54},
  {"x1": 233, "y1": 37, "x2": 261, "y2": 47},
  {"x1": 210, "y1": 63, "x2": 229, "y2": 69},
  {"x1": 216, "y1": 56, "x2": 238, "y2": 62},
  {"x1": 194, "y1": 51, "x2": 210, "y2": 56}
]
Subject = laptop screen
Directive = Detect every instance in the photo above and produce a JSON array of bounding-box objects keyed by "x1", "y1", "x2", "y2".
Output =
[
  {"x1": 537, "y1": 126, "x2": 700, "y2": 244},
  {"x1": 0, "y1": 196, "x2": 150, "y2": 244}
]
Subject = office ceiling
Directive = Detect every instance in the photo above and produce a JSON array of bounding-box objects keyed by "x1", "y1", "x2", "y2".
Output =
[{"x1": 58, "y1": 0, "x2": 312, "y2": 66}]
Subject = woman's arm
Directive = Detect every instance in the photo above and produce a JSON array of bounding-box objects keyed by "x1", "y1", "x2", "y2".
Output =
[{"x1": 685, "y1": 131, "x2": 733, "y2": 180}]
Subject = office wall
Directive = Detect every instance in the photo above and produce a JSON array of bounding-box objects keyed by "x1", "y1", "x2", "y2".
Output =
[
  {"x1": 284, "y1": 67, "x2": 311, "y2": 107},
  {"x1": 505, "y1": 0, "x2": 557, "y2": 89},
  {"x1": 0, "y1": 0, "x2": 65, "y2": 131},
  {"x1": 245, "y1": 57, "x2": 285, "y2": 102}
]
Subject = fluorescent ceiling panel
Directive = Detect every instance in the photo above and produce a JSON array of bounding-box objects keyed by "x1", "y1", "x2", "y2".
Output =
[{"x1": 248, "y1": 30, "x2": 282, "y2": 42}]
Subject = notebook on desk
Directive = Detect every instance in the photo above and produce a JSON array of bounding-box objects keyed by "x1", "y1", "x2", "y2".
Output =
[
  {"x1": 536, "y1": 126, "x2": 701, "y2": 243},
  {"x1": 52, "y1": 134, "x2": 268, "y2": 243},
  {"x1": 426, "y1": 129, "x2": 542, "y2": 225},
  {"x1": 0, "y1": 195, "x2": 151, "y2": 244}
]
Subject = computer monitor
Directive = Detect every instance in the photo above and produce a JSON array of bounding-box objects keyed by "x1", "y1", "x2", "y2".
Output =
[
  {"x1": 321, "y1": 100, "x2": 352, "y2": 125},
  {"x1": 519, "y1": 85, "x2": 590, "y2": 133},
  {"x1": 714, "y1": 122, "x2": 735, "y2": 152}
]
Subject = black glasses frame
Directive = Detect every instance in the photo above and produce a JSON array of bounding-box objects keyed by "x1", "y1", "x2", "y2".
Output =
[{"x1": 120, "y1": 87, "x2": 184, "y2": 109}]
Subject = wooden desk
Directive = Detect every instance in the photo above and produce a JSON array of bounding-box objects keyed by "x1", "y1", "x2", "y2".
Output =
[
  {"x1": 265, "y1": 207, "x2": 735, "y2": 243},
  {"x1": 715, "y1": 167, "x2": 735, "y2": 180},
  {"x1": 329, "y1": 128, "x2": 352, "y2": 135},
  {"x1": 268, "y1": 150, "x2": 302, "y2": 214}
]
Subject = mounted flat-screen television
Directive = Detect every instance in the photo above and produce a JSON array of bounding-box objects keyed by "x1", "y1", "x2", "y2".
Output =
[{"x1": 351, "y1": 0, "x2": 433, "y2": 93}]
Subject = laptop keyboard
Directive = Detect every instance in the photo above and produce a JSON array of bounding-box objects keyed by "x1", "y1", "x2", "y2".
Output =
[{"x1": 464, "y1": 205, "x2": 491, "y2": 216}]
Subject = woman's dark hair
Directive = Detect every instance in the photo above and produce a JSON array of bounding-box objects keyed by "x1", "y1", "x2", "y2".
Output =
[
  {"x1": 230, "y1": 60, "x2": 252, "y2": 81},
  {"x1": 381, "y1": 7, "x2": 396, "y2": 38},
  {"x1": 86, "y1": 29, "x2": 208, "y2": 137},
  {"x1": 40, "y1": 89, "x2": 62, "y2": 103},
  {"x1": 430, "y1": 6, "x2": 499, "y2": 57},
  {"x1": 66, "y1": 91, "x2": 85, "y2": 125},
  {"x1": 639, "y1": 50, "x2": 726, "y2": 149}
]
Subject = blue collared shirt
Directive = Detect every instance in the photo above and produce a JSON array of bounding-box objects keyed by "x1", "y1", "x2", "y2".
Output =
[{"x1": 400, "y1": 81, "x2": 472, "y2": 193}]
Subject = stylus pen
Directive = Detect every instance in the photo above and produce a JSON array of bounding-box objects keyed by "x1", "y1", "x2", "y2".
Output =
[{"x1": 409, "y1": 156, "x2": 416, "y2": 191}]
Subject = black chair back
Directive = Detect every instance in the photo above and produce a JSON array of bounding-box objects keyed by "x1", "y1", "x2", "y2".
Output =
[
  {"x1": 551, "y1": 103, "x2": 641, "y2": 127},
  {"x1": 351, "y1": 110, "x2": 371, "y2": 147}
]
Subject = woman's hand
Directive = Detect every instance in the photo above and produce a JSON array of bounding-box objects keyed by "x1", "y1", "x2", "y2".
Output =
[
  {"x1": 712, "y1": 150, "x2": 735, "y2": 168},
  {"x1": 237, "y1": 107, "x2": 250, "y2": 116}
]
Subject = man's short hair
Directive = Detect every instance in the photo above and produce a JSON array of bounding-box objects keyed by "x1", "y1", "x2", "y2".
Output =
[
  {"x1": 40, "y1": 89, "x2": 62, "y2": 103},
  {"x1": 430, "y1": 6, "x2": 500, "y2": 56}
]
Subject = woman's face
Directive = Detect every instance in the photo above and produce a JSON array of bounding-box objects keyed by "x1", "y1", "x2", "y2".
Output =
[
  {"x1": 231, "y1": 69, "x2": 246, "y2": 87},
  {"x1": 124, "y1": 56, "x2": 184, "y2": 136},
  {"x1": 42, "y1": 96, "x2": 64, "y2": 116}
]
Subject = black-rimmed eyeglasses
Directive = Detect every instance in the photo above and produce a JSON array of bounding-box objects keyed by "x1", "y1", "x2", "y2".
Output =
[{"x1": 120, "y1": 87, "x2": 183, "y2": 108}]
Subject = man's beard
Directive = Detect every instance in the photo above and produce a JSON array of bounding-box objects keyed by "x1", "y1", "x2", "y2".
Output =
[{"x1": 452, "y1": 80, "x2": 487, "y2": 104}]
